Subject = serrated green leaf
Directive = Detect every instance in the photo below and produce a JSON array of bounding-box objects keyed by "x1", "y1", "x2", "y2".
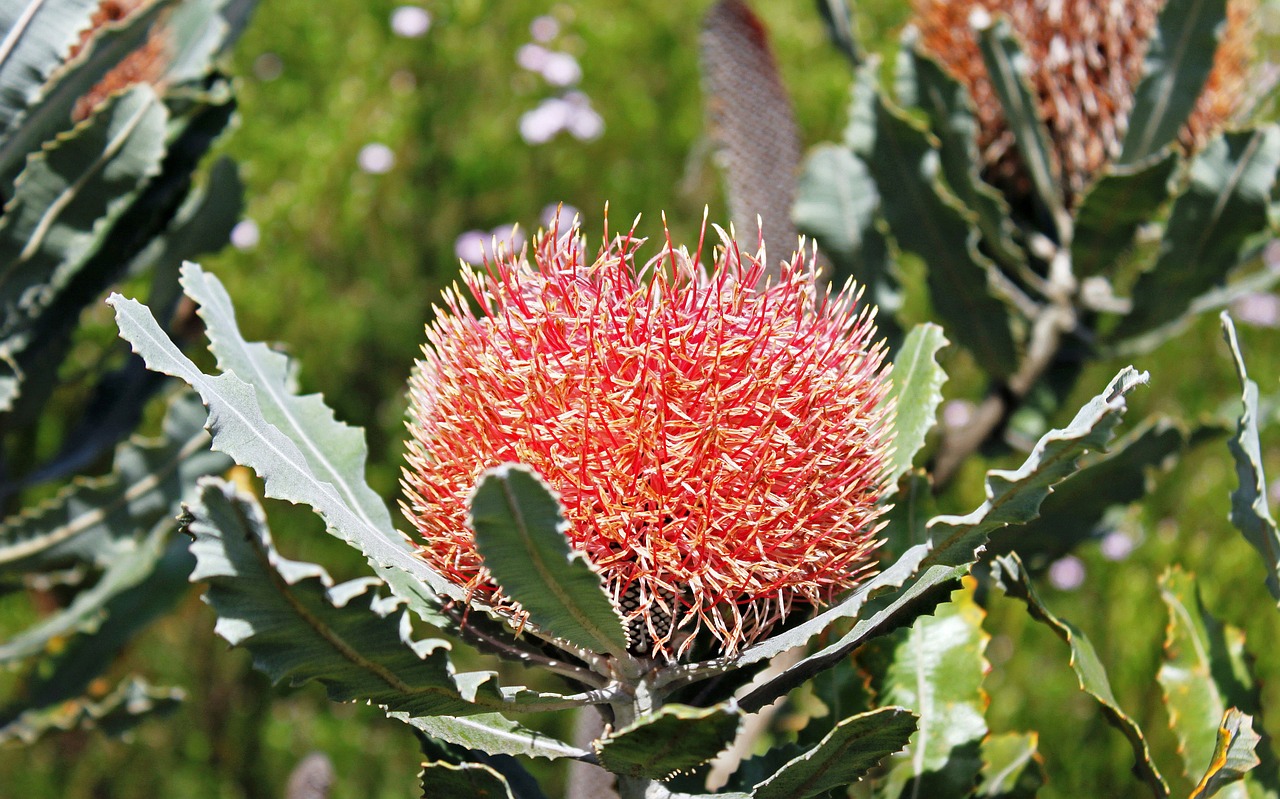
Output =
[
  {"x1": 900, "y1": 40, "x2": 1024, "y2": 271},
  {"x1": 1072, "y1": 151, "x2": 1178, "y2": 279},
  {"x1": 1120, "y1": 0, "x2": 1228, "y2": 165},
  {"x1": 0, "y1": 513, "x2": 171, "y2": 663},
  {"x1": 1158, "y1": 568, "x2": 1257, "y2": 794},
  {"x1": 991, "y1": 416, "x2": 1188, "y2": 568},
  {"x1": 0, "y1": 0, "x2": 174, "y2": 186},
  {"x1": 978, "y1": 733, "x2": 1044, "y2": 798},
  {"x1": 470, "y1": 464, "x2": 629, "y2": 658},
  {"x1": 1222, "y1": 313, "x2": 1280, "y2": 605},
  {"x1": 0, "y1": 85, "x2": 167, "y2": 387},
  {"x1": 1113, "y1": 128, "x2": 1280, "y2": 341},
  {"x1": 815, "y1": 0, "x2": 859, "y2": 67},
  {"x1": 594, "y1": 704, "x2": 739, "y2": 780},
  {"x1": 420, "y1": 760, "x2": 515, "y2": 799},
  {"x1": 994, "y1": 553, "x2": 1168, "y2": 798},
  {"x1": 1191, "y1": 709, "x2": 1263, "y2": 799},
  {"x1": 737, "y1": 367, "x2": 1145, "y2": 713},
  {"x1": 974, "y1": 16, "x2": 1067, "y2": 234},
  {"x1": 109, "y1": 263, "x2": 459, "y2": 626},
  {"x1": 876, "y1": 583, "x2": 988, "y2": 799},
  {"x1": 885, "y1": 323, "x2": 948, "y2": 487},
  {"x1": 186, "y1": 478, "x2": 597, "y2": 717},
  {"x1": 0, "y1": 0, "x2": 100, "y2": 133},
  {"x1": 752, "y1": 706, "x2": 916, "y2": 799},
  {"x1": 868, "y1": 93, "x2": 1019, "y2": 379},
  {"x1": 400, "y1": 713, "x2": 589, "y2": 762},
  {"x1": 0, "y1": 391, "x2": 226, "y2": 572},
  {"x1": 0, "y1": 676, "x2": 182, "y2": 744}
]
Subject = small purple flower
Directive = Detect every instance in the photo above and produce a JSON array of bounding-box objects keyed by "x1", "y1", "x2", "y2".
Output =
[
  {"x1": 1048, "y1": 556, "x2": 1086, "y2": 591},
  {"x1": 517, "y1": 43, "x2": 550, "y2": 72},
  {"x1": 455, "y1": 226, "x2": 526, "y2": 266},
  {"x1": 942, "y1": 399, "x2": 975, "y2": 429},
  {"x1": 230, "y1": 219, "x2": 260, "y2": 251},
  {"x1": 1231, "y1": 292, "x2": 1280, "y2": 328},
  {"x1": 540, "y1": 203, "x2": 581, "y2": 233},
  {"x1": 391, "y1": 6, "x2": 431, "y2": 38},
  {"x1": 530, "y1": 15, "x2": 559, "y2": 43},
  {"x1": 1099, "y1": 530, "x2": 1135, "y2": 561},
  {"x1": 540, "y1": 52, "x2": 582, "y2": 87},
  {"x1": 357, "y1": 143, "x2": 396, "y2": 174},
  {"x1": 519, "y1": 98, "x2": 571, "y2": 144},
  {"x1": 567, "y1": 106, "x2": 604, "y2": 141},
  {"x1": 454, "y1": 230, "x2": 488, "y2": 266}
]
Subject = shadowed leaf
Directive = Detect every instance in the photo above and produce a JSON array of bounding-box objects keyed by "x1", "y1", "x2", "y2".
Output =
[
  {"x1": 751, "y1": 706, "x2": 917, "y2": 799},
  {"x1": 1222, "y1": 313, "x2": 1280, "y2": 604},
  {"x1": 994, "y1": 553, "x2": 1167, "y2": 798},
  {"x1": 594, "y1": 704, "x2": 740, "y2": 780},
  {"x1": 979, "y1": 733, "x2": 1044, "y2": 798}
]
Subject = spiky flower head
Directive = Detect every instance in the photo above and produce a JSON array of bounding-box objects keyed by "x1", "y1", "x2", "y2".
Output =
[
  {"x1": 401, "y1": 217, "x2": 894, "y2": 660},
  {"x1": 912, "y1": 0, "x2": 1256, "y2": 206}
]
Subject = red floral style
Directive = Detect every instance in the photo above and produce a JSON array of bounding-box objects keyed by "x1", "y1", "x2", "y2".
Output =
[{"x1": 401, "y1": 216, "x2": 894, "y2": 659}]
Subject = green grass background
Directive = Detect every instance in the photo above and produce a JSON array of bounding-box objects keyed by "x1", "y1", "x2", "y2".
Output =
[{"x1": 4, "y1": 0, "x2": 1280, "y2": 796}]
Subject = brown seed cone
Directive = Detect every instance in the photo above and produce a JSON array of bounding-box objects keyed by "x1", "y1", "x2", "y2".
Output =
[{"x1": 913, "y1": 0, "x2": 1255, "y2": 208}]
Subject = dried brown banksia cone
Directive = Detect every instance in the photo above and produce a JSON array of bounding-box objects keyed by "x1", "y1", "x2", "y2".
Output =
[{"x1": 912, "y1": 0, "x2": 1255, "y2": 206}]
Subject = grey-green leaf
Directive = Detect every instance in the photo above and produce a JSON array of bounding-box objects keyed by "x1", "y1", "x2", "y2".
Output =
[
  {"x1": 875, "y1": 585, "x2": 988, "y2": 799},
  {"x1": 737, "y1": 366, "x2": 1146, "y2": 712},
  {"x1": 0, "y1": 676, "x2": 182, "y2": 745},
  {"x1": 868, "y1": 94, "x2": 1019, "y2": 379},
  {"x1": 792, "y1": 143, "x2": 881, "y2": 286},
  {"x1": 0, "y1": 85, "x2": 167, "y2": 391},
  {"x1": 0, "y1": 0, "x2": 100, "y2": 133},
  {"x1": 400, "y1": 713, "x2": 590, "y2": 762},
  {"x1": 751, "y1": 706, "x2": 917, "y2": 799},
  {"x1": 994, "y1": 553, "x2": 1168, "y2": 798},
  {"x1": 1112, "y1": 128, "x2": 1280, "y2": 342},
  {"x1": 974, "y1": 16, "x2": 1066, "y2": 233},
  {"x1": 186, "y1": 478, "x2": 592, "y2": 717},
  {"x1": 470, "y1": 464, "x2": 628, "y2": 658},
  {"x1": 1222, "y1": 313, "x2": 1280, "y2": 605},
  {"x1": 900, "y1": 40, "x2": 1023, "y2": 271},
  {"x1": 109, "y1": 263, "x2": 458, "y2": 625},
  {"x1": 1119, "y1": 0, "x2": 1228, "y2": 165},
  {"x1": 978, "y1": 733, "x2": 1044, "y2": 798},
  {"x1": 0, "y1": 0, "x2": 173, "y2": 186},
  {"x1": 1191, "y1": 709, "x2": 1262, "y2": 799},
  {"x1": 0, "y1": 391, "x2": 225, "y2": 572},
  {"x1": 1072, "y1": 151, "x2": 1178, "y2": 279},
  {"x1": 420, "y1": 761, "x2": 515, "y2": 799},
  {"x1": 594, "y1": 704, "x2": 740, "y2": 780},
  {"x1": 885, "y1": 323, "x2": 948, "y2": 487}
]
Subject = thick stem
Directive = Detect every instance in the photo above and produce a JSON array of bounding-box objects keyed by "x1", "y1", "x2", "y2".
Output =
[{"x1": 612, "y1": 673, "x2": 666, "y2": 799}]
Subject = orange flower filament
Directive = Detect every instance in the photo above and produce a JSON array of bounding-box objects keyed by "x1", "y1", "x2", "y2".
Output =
[{"x1": 402, "y1": 217, "x2": 893, "y2": 659}]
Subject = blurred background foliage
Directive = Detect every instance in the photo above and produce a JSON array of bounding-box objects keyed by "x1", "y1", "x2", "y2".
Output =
[{"x1": 3, "y1": 0, "x2": 1280, "y2": 796}]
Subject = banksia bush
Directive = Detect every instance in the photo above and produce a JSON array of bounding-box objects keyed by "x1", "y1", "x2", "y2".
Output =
[
  {"x1": 0, "y1": 0, "x2": 257, "y2": 743},
  {"x1": 402, "y1": 221, "x2": 892, "y2": 659}
]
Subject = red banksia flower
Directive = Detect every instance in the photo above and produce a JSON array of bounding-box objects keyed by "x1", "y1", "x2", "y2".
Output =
[{"x1": 401, "y1": 217, "x2": 894, "y2": 660}]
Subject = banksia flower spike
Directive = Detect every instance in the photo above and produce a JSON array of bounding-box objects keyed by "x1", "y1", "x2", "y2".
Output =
[
  {"x1": 912, "y1": 0, "x2": 1256, "y2": 206},
  {"x1": 402, "y1": 215, "x2": 894, "y2": 660}
]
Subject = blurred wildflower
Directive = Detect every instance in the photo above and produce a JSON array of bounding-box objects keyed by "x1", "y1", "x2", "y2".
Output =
[
  {"x1": 942, "y1": 399, "x2": 976, "y2": 429},
  {"x1": 357, "y1": 143, "x2": 395, "y2": 174},
  {"x1": 454, "y1": 225, "x2": 527, "y2": 266},
  {"x1": 1048, "y1": 555, "x2": 1086, "y2": 590},
  {"x1": 1099, "y1": 530, "x2": 1136, "y2": 561},
  {"x1": 517, "y1": 43, "x2": 551, "y2": 72},
  {"x1": 540, "y1": 203, "x2": 581, "y2": 232},
  {"x1": 540, "y1": 52, "x2": 583, "y2": 87},
  {"x1": 530, "y1": 15, "x2": 560, "y2": 43},
  {"x1": 912, "y1": 0, "x2": 1256, "y2": 206},
  {"x1": 230, "y1": 219, "x2": 260, "y2": 251},
  {"x1": 1230, "y1": 292, "x2": 1280, "y2": 328},
  {"x1": 403, "y1": 217, "x2": 894, "y2": 659},
  {"x1": 390, "y1": 6, "x2": 431, "y2": 38}
]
